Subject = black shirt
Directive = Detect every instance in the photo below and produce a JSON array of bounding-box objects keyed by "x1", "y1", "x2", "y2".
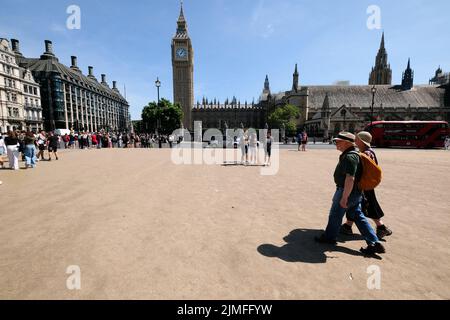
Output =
[
  {"x1": 4, "y1": 137, "x2": 19, "y2": 146},
  {"x1": 48, "y1": 136, "x2": 59, "y2": 147},
  {"x1": 333, "y1": 146, "x2": 361, "y2": 189}
]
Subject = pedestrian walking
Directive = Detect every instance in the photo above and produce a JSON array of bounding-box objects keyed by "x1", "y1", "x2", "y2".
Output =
[
  {"x1": 297, "y1": 132, "x2": 302, "y2": 151},
  {"x1": 264, "y1": 131, "x2": 273, "y2": 166},
  {"x1": 91, "y1": 133, "x2": 98, "y2": 148},
  {"x1": 341, "y1": 131, "x2": 392, "y2": 239},
  {"x1": 315, "y1": 132, "x2": 386, "y2": 255},
  {"x1": 445, "y1": 136, "x2": 450, "y2": 150},
  {"x1": 249, "y1": 132, "x2": 258, "y2": 164},
  {"x1": 23, "y1": 131, "x2": 37, "y2": 169},
  {"x1": 169, "y1": 134, "x2": 174, "y2": 148},
  {"x1": 301, "y1": 130, "x2": 308, "y2": 151},
  {"x1": 5, "y1": 131, "x2": 20, "y2": 170},
  {"x1": 69, "y1": 133, "x2": 75, "y2": 149},
  {"x1": 241, "y1": 129, "x2": 249, "y2": 165},
  {"x1": 47, "y1": 132, "x2": 59, "y2": 161},
  {"x1": 0, "y1": 133, "x2": 7, "y2": 168},
  {"x1": 123, "y1": 134, "x2": 129, "y2": 148}
]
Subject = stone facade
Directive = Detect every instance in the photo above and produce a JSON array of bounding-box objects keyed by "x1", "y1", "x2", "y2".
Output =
[
  {"x1": 172, "y1": 3, "x2": 194, "y2": 130},
  {"x1": 192, "y1": 100, "x2": 265, "y2": 130},
  {"x1": 369, "y1": 33, "x2": 392, "y2": 85},
  {"x1": 14, "y1": 39, "x2": 130, "y2": 132},
  {"x1": 0, "y1": 38, "x2": 43, "y2": 132},
  {"x1": 188, "y1": 26, "x2": 448, "y2": 136}
]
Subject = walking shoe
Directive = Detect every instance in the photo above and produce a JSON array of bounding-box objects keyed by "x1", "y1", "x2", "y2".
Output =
[
  {"x1": 314, "y1": 234, "x2": 337, "y2": 245},
  {"x1": 360, "y1": 243, "x2": 386, "y2": 255},
  {"x1": 340, "y1": 223, "x2": 353, "y2": 235},
  {"x1": 377, "y1": 226, "x2": 393, "y2": 239}
]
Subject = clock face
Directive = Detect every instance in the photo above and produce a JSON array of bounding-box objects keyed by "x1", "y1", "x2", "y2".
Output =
[{"x1": 176, "y1": 47, "x2": 187, "y2": 59}]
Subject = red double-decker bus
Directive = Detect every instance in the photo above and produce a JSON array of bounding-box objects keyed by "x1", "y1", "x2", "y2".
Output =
[{"x1": 364, "y1": 121, "x2": 449, "y2": 148}]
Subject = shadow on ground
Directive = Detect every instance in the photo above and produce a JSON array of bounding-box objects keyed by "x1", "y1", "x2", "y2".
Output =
[{"x1": 258, "y1": 229, "x2": 381, "y2": 263}]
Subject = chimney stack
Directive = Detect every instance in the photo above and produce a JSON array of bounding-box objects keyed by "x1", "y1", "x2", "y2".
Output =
[
  {"x1": 71, "y1": 56, "x2": 78, "y2": 67},
  {"x1": 88, "y1": 66, "x2": 93, "y2": 76},
  {"x1": 45, "y1": 40, "x2": 53, "y2": 54},
  {"x1": 101, "y1": 74, "x2": 107, "y2": 85},
  {"x1": 113, "y1": 81, "x2": 117, "y2": 89},
  {"x1": 11, "y1": 39, "x2": 21, "y2": 54}
]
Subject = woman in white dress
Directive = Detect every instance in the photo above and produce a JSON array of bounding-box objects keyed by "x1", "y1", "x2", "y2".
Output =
[{"x1": 249, "y1": 132, "x2": 258, "y2": 165}]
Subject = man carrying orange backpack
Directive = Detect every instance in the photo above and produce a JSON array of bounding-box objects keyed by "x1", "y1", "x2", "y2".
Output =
[
  {"x1": 315, "y1": 132, "x2": 386, "y2": 255},
  {"x1": 341, "y1": 131, "x2": 393, "y2": 239}
]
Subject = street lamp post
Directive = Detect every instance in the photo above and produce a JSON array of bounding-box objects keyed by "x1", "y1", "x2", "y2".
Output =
[
  {"x1": 155, "y1": 77, "x2": 162, "y2": 148},
  {"x1": 155, "y1": 77, "x2": 161, "y2": 105},
  {"x1": 370, "y1": 85, "x2": 377, "y2": 130}
]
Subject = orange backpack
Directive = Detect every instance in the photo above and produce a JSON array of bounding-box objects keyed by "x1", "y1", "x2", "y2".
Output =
[{"x1": 350, "y1": 151, "x2": 383, "y2": 191}]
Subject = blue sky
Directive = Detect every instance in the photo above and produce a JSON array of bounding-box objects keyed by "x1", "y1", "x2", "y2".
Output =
[{"x1": 1, "y1": 0, "x2": 449, "y2": 120}]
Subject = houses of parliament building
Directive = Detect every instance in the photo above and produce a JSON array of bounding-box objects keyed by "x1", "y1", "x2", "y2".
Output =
[{"x1": 173, "y1": 4, "x2": 450, "y2": 136}]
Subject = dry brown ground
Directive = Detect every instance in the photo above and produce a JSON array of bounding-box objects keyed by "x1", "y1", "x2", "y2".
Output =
[{"x1": 0, "y1": 148, "x2": 449, "y2": 300}]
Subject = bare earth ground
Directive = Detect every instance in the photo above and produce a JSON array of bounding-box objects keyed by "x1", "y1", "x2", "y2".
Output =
[{"x1": 0, "y1": 147, "x2": 449, "y2": 300}]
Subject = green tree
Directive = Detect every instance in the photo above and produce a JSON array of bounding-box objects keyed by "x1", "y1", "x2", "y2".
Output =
[
  {"x1": 141, "y1": 98, "x2": 184, "y2": 134},
  {"x1": 132, "y1": 120, "x2": 143, "y2": 133},
  {"x1": 268, "y1": 104, "x2": 300, "y2": 136}
]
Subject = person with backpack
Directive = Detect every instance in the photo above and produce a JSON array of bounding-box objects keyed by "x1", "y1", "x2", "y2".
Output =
[
  {"x1": 315, "y1": 132, "x2": 386, "y2": 255},
  {"x1": 340, "y1": 131, "x2": 392, "y2": 239}
]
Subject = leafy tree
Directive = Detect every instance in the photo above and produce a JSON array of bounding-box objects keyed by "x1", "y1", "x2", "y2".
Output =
[
  {"x1": 268, "y1": 104, "x2": 300, "y2": 136},
  {"x1": 141, "y1": 98, "x2": 184, "y2": 134},
  {"x1": 132, "y1": 120, "x2": 143, "y2": 134}
]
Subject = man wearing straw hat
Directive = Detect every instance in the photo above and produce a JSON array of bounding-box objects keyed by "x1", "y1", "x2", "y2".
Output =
[
  {"x1": 315, "y1": 132, "x2": 386, "y2": 255},
  {"x1": 341, "y1": 131, "x2": 393, "y2": 239}
]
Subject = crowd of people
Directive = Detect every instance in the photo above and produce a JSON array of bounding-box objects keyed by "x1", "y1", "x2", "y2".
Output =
[
  {"x1": 235, "y1": 130, "x2": 274, "y2": 166},
  {"x1": 0, "y1": 130, "x2": 182, "y2": 186}
]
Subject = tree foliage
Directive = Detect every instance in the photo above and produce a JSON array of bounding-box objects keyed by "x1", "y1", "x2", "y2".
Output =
[
  {"x1": 141, "y1": 98, "x2": 184, "y2": 134},
  {"x1": 268, "y1": 104, "x2": 300, "y2": 136}
]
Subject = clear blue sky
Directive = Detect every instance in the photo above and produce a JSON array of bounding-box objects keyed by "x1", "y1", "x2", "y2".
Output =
[{"x1": 1, "y1": 0, "x2": 449, "y2": 120}]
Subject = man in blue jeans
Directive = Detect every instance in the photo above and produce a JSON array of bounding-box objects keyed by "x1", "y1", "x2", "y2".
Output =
[{"x1": 315, "y1": 132, "x2": 386, "y2": 255}]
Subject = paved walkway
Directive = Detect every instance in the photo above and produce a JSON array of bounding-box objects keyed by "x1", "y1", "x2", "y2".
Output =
[{"x1": 0, "y1": 148, "x2": 449, "y2": 299}]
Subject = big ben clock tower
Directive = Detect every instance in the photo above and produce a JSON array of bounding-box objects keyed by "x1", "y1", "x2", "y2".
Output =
[{"x1": 172, "y1": 2, "x2": 194, "y2": 130}]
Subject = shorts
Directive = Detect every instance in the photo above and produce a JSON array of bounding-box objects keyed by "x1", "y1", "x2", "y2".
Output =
[
  {"x1": 302, "y1": 141, "x2": 307, "y2": 145},
  {"x1": 48, "y1": 145, "x2": 58, "y2": 152},
  {"x1": 38, "y1": 144, "x2": 46, "y2": 151}
]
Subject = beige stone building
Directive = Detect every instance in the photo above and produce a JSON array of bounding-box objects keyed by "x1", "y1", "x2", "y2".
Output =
[{"x1": 0, "y1": 38, "x2": 43, "y2": 132}]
